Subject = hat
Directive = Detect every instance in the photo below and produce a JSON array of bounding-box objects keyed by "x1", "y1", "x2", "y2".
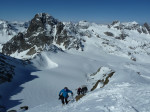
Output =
[{"x1": 64, "y1": 87, "x2": 68, "y2": 89}]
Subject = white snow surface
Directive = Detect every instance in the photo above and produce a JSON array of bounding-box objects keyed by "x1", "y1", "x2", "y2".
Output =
[
  {"x1": 0, "y1": 21, "x2": 150, "y2": 112},
  {"x1": 4, "y1": 48, "x2": 150, "y2": 112}
]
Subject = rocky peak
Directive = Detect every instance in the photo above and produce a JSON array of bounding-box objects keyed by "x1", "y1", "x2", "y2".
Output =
[
  {"x1": 26, "y1": 13, "x2": 58, "y2": 37},
  {"x1": 2, "y1": 13, "x2": 84, "y2": 59}
]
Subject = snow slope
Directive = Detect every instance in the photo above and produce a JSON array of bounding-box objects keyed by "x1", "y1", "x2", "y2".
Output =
[
  {"x1": 4, "y1": 43, "x2": 150, "y2": 112},
  {"x1": 0, "y1": 19, "x2": 150, "y2": 112},
  {"x1": 26, "y1": 83, "x2": 150, "y2": 112}
]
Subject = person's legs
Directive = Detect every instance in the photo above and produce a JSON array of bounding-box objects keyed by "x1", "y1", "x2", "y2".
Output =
[
  {"x1": 64, "y1": 97, "x2": 68, "y2": 104},
  {"x1": 60, "y1": 96, "x2": 65, "y2": 104},
  {"x1": 77, "y1": 91, "x2": 80, "y2": 95}
]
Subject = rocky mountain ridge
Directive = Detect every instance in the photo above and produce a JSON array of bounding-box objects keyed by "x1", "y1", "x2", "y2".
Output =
[
  {"x1": 1, "y1": 13, "x2": 150, "y2": 60},
  {"x1": 2, "y1": 13, "x2": 84, "y2": 59}
]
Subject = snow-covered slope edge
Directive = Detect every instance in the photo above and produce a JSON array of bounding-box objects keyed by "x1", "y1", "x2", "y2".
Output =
[{"x1": 0, "y1": 53, "x2": 38, "y2": 112}]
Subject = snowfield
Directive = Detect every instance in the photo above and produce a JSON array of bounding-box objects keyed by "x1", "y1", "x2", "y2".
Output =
[
  {"x1": 6, "y1": 48, "x2": 150, "y2": 112},
  {"x1": 0, "y1": 20, "x2": 150, "y2": 112},
  {"x1": 26, "y1": 83, "x2": 150, "y2": 112}
]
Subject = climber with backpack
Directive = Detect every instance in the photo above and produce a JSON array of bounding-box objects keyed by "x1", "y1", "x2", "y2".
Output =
[
  {"x1": 81, "y1": 85, "x2": 88, "y2": 95},
  {"x1": 59, "y1": 87, "x2": 73, "y2": 105}
]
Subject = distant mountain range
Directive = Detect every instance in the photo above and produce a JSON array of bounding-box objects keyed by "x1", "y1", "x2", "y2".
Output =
[{"x1": 1, "y1": 13, "x2": 150, "y2": 60}]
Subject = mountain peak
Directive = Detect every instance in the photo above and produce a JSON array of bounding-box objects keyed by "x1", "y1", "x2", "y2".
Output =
[
  {"x1": 34, "y1": 13, "x2": 59, "y2": 25},
  {"x1": 26, "y1": 13, "x2": 59, "y2": 37},
  {"x1": 36, "y1": 13, "x2": 51, "y2": 18}
]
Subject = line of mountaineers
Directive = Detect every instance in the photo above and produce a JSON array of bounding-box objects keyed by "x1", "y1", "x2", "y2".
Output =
[{"x1": 59, "y1": 86, "x2": 88, "y2": 105}]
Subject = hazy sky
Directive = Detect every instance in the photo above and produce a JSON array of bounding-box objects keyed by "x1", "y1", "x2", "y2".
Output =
[{"x1": 0, "y1": 0, "x2": 149, "y2": 23}]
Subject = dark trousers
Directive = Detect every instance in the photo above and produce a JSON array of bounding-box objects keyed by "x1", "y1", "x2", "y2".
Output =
[{"x1": 60, "y1": 96, "x2": 68, "y2": 104}]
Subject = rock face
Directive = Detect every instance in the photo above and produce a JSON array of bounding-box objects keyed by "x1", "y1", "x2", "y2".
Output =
[
  {"x1": 143, "y1": 22, "x2": 150, "y2": 34},
  {"x1": 0, "y1": 53, "x2": 15, "y2": 84},
  {"x1": 2, "y1": 13, "x2": 84, "y2": 58}
]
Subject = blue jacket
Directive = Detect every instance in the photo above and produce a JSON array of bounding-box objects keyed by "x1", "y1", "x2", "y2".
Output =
[{"x1": 59, "y1": 89, "x2": 73, "y2": 98}]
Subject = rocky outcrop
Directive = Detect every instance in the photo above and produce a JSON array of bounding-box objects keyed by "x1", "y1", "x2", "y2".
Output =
[
  {"x1": 88, "y1": 67, "x2": 115, "y2": 90},
  {"x1": 0, "y1": 53, "x2": 15, "y2": 84},
  {"x1": 2, "y1": 32, "x2": 31, "y2": 54},
  {"x1": 143, "y1": 22, "x2": 150, "y2": 34},
  {"x1": 104, "y1": 32, "x2": 114, "y2": 37}
]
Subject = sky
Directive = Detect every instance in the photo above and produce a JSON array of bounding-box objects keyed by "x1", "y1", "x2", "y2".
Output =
[{"x1": 0, "y1": 0, "x2": 150, "y2": 24}]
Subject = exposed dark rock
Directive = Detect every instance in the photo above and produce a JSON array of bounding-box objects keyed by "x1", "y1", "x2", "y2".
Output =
[
  {"x1": 26, "y1": 13, "x2": 58, "y2": 37},
  {"x1": 143, "y1": 23, "x2": 150, "y2": 34},
  {"x1": 20, "y1": 106, "x2": 28, "y2": 110},
  {"x1": 91, "y1": 80, "x2": 101, "y2": 91},
  {"x1": 115, "y1": 30, "x2": 128, "y2": 40},
  {"x1": 75, "y1": 94, "x2": 85, "y2": 101},
  {"x1": 2, "y1": 32, "x2": 31, "y2": 55},
  {"x1": 0, "y1": 53, "x2": 15, "y2": 84},
  {"x1": 142, "y1": 27, "x2": 148, "y2": 34},
  {"x1": 101, "y1": 72, "x2": 115, "y2": 88},
  {"x1": 104, "y1": 32, "x2": 114, "y2": 37},
  {"x1": 26, "y1": 47, "x2": 37, "y2": 55},
  {"x1": 89, "y1": 67, "x2": 115, "y2": 91},
  {"x1": 131, "y1": 57, "x2": 136, "y2": 61}
]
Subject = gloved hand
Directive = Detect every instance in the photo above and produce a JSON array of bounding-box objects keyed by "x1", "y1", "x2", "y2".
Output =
[{"x1": 58, "y1": 94, "x2": 61, "y2": 100}]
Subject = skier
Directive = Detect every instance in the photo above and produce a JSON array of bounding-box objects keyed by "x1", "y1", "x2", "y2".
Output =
[{"x1": 59, "y1": 87, "x2": 73, "y2": 105}]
